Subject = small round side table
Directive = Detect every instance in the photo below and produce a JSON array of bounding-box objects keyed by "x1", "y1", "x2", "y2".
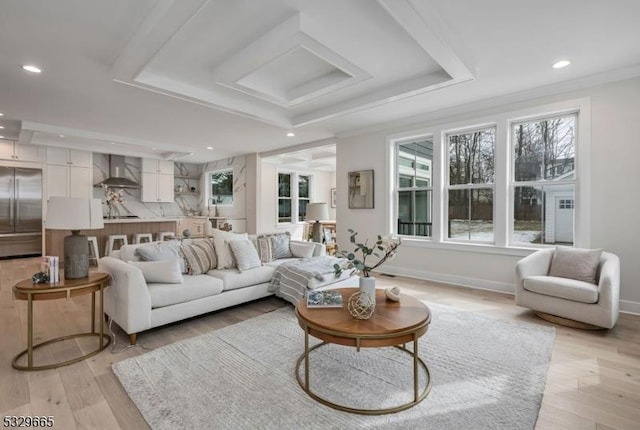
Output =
[{"x1": 12, "y1": 272, "x2": 111, "y2": 371}]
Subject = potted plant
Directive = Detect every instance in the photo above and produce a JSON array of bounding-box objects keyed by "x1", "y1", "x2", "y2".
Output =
[{"x1": 333, "y1": 229, "x2": 401, "y2": 299}]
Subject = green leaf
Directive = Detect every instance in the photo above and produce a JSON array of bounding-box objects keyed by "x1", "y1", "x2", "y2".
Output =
[{"x1": 347, "y1": 253, "x2": 355, "y2": 260}]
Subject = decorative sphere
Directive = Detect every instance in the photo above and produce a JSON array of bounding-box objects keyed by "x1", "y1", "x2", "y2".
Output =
[
  {"x1": 347, "y1": 291, "x2": 375, "y2": 319},
  {"x1": 182, "y1": 229, "x2": 191, "y2": 238}
]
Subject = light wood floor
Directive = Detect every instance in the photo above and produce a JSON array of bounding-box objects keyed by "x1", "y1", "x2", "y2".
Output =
[{"x1": 1, "y1": 258, "x2": 639, "y2": 429}]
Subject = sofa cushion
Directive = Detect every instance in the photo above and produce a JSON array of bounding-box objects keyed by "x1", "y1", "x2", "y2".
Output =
[
  {"x1": 181, "y1": 239, "x2": 217, "y2": 275},
  {"x1": 206, "y1": 265, "x2": 275, "y2": 291},
  {"x1": 255, "y1": 236, "x2": 274, "y2": 263},
  {"x1": 271, "y1": 233, "x2": 293, "y2": 259},
  {"x1": 264, "y1": 257, "x2": 300, "y2": 268},
  {"x1": 523, "y1": 275, "x2": 599, "y2": 304},
  {"x1": 120, "y1": 240, "x2": 186, "y2": 273},
  {"x1": 229, "y1": 239, "x2": 262, "y2": 272},
  {"x1": 148, "y1": 274, "x2": 224, "y2": 308},
  {"x1": 129, "y1": 259, "x2": 183, "y2": 284},
  {"x1": 290, "y1": 241, "x2": 315, "y2": 258},
  {"x1": 548, "y1": 247, "x2": 602, "y2": 284},
  {"x1": 211, "y1": 229, "x2": 249, "y2": 269}
]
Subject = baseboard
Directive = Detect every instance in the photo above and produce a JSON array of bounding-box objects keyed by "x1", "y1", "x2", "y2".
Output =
[
  {"x1": 378, "y1": 267, "x2": 640, "y2": 316},
  {"x1": 377, "y1": 266, "x2": 515, "y2": 295},
  {"x1": 620, "y1": 300, "x2": 640, "y2": 316}
]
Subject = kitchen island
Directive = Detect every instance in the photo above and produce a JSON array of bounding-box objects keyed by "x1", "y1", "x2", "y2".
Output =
[{"x1": 45, "y1": 218, "x2": 180, "y2": 262}]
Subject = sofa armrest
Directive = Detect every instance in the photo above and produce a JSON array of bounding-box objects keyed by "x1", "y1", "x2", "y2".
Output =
[
  {"x1": 98, "y1": 256, "x2": 152, "y2": 335},
  {"x1": 597, "y1": 252, "x2": 620, "y2": 313},
  {"x1": 515, "y1": 248, "x2": 555, "y2": 299},
  {"x1": 290, "y1": 240, "x2": 326, "y2": 257}
]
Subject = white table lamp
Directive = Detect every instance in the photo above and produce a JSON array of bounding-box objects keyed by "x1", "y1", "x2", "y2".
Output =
[
  {"x1": 305, "y1": 203, "x2": 329, "y2": 243},
  {"x1": 46, "y1": 197, "x2": 104, "y2": 279}
]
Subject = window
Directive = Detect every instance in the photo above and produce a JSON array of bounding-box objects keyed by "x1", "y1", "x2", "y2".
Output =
[
  {"x1": 210, "y1": 169, "x2": 233, "y2": 205},
  {"x1": 396, "y1": 139, "x2": 433, "y2": 237},
  {"x1": 298, "y1": 175, "x2": 310, "y2": 222},
  {"x1": 447, "y1": 127, "x2": 495, "y2": 242},
  {"x1": 512, "y1": 114, "x2": 576, "y2": 245},
  {"x1": 278, "y1": 172, "x2": 313, "y2": 224},
  {"x1": 278, "y1": 173, "x2": 292, "y2": 223},
  {"x1": 390, "y1": 99, "x2": 587, "y2": 251}
]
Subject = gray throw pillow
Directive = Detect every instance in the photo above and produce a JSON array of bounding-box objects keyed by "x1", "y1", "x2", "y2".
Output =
[
  {"x1": 271, "y1": 233, "x2": 292, "y2": 259},
  {"x1": 548, "y1": 247, "x2": 602, "y2": 284},
  {"x1": 135, "y1": 241, "x2": 186, "y2": 273},
  {"x1": 181, "y1": 239, "x2": 217, "y2": 275}
]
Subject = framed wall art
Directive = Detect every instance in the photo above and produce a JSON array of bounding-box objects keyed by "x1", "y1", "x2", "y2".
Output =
[
  {"x1": 348, "y1": 170, "x2": 374, "y2": 209},
  {"x1": 330, "y1": 188, "x2": 337, "y2": 208}
]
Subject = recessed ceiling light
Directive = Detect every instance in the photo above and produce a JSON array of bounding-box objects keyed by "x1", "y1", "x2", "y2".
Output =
[
  {"x1": 22, "y1": 64, "x2": 42, "y2": 74},
  {"x1": 0, "y1": 113, "x2": 4, "y2": 116},
  {"x1": 0, "y1": 126, "x2": 4, "y2": 129},
  {"x1": 286, "y1": 132, "x2": 295, "y2": 137},
  {"x1": 111, "y1": 142, "x2": 116, "y2": 145},
  {"x1": 58, "y1": 134, "x2": 64, "y2": 138},
  {"x1": 0, "y1": 136, "x2": 4, "y2": 139},
  {"x1": 552, "y1": 60, "x2": 570, "y2": 69},
  {"x1": 152, "y1": 147, "x2": 157, "y2": 150},
  {"x1": 206, "y1": 146, "x2": 213, "y2": 150}
]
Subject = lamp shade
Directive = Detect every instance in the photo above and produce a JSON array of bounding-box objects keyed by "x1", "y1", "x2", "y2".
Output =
[
  {"x1": 46, "y1": 197, "x2": 104, "y2": 230},
  {"x1": 305, "y1": 203, "x2": 329, "y2": 221}
]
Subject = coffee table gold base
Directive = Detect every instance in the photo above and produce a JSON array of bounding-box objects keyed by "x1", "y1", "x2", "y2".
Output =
[
  {"x1": 295, "y1": 341, "x2": 432, "y2": 415},
  {"x1": 12, "y1": 332, "x2": 111, "y2": 371}
]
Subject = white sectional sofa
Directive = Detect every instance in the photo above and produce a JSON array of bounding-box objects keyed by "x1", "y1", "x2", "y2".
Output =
[{"x1": 98, "y1": 234, "x2": 337, "y2": 345}]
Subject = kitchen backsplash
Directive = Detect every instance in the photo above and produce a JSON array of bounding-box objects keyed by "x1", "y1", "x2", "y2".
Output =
[{"x1": 92, "y1": 154, "x2": 202, "y2": 218}]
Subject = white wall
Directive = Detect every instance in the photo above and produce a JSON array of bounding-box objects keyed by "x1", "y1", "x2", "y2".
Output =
[{"x1": 336, "y1": 76, "x2": 640, "y2": 312}]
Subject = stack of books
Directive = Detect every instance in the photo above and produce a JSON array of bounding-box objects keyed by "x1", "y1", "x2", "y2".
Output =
[
  {"x1": 43, "y1": 256, "x2": 60, "y2": 283},
  {"x1": 306, "y1": 290, "x2": 343, "y2": 308}
]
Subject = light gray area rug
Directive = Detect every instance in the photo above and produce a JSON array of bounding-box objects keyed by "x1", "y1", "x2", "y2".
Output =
[{"x1": 113, "y1": 304, "x2": 555, "y2": 429}]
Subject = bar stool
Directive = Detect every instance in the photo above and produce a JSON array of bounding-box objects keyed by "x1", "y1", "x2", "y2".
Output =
[
  {"x1": 158, "y1": 232, "x2": 175, "y2": 241},
  {"x1": 87, "y1": 236, "x2": 100, "y2": 265},
  {"x1": 105, "y1": 234, "x2": 128, "y2": 256},
  {"x1": 134, "y1": 233, "x2": 153, "y2": 244}
]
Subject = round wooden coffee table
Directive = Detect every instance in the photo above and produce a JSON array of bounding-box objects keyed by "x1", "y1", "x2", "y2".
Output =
[{"x1": 295, "y1": 288, "x2": 432, "y2": 415}]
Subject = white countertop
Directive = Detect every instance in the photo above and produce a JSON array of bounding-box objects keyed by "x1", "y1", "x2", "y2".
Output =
[{"x1": 102, "y1": 218, "x2": 179, "y2": 224}]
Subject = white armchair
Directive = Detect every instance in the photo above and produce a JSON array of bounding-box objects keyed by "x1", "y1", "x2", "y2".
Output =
[{"x1": 515, "y1": 248, "x2": 620, "y2": 329}]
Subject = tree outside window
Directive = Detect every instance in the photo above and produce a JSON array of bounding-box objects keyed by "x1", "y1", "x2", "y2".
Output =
[
  {"x1": 278, "y1": 173, "x2": 292, "y2": 223},
  {"x1": 447, "y1": 128, "x2": 495, "y2": 242},
  {"x1": 210, "y1": 169, "x2": 233, "y2": 205},
  {"x1": 512, "y1": 114, "x2": 576, "y2": 245}
]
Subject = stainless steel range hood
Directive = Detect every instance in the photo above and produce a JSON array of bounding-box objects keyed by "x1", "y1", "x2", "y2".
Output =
[{"x1": 94, "y1": 155, "x2": 140, "y2": 189}]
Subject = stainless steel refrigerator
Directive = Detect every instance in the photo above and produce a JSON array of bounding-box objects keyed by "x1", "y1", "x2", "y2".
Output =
[{"x1": 0, "y1": 167, "x2": 43, "y2": 258}]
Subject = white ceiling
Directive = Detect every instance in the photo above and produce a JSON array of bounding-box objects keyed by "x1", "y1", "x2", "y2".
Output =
[{"x1": 1, "y1": 0, "x2": 639, "y2": 163}]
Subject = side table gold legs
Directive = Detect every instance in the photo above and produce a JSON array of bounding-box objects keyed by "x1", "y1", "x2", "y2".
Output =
[{"x1": 12, "y1": 287, "x2": 111, "y2": 371}]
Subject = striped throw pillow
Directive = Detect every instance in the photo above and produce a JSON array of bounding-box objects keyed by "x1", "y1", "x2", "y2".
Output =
[
  {"x1": 228, "y1": 240, "x2": 262, "y2": 272},
  {"x1": 181, "y1": 239, "x2": 217, "y2": 275},
  {"x1": 256, "y1": 236, "x2": 273, "y2": 263}
]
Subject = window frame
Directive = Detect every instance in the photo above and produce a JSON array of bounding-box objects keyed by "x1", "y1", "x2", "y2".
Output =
[
  {"x1": 395, "y1": 137, "x2": 434, "y2": 238},
  {"x1": 208, "y1": 168, "x2": 234, "y2": 206},
  {"x1": 445, "y1": 125, "x2": 497, "y2": 244},
  {"x1": 510, "y1": 112, "x2": 578, "y2": 247},
  {"x1": 276, "y1": 170, "x2": 314, "y2": 225},
  {"x1": 386, "y1": 97, "x2": 591, "y2": 256}
]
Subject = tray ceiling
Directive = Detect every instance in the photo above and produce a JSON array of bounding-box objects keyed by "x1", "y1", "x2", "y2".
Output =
[{"x1": 112, "y1": 0, "x2": 473, "y2": 128}]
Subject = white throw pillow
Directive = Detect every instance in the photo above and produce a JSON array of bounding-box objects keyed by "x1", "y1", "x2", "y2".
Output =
[
  {"x1": 211, "y1": 229, "x2": 249, "y2": 269},
  {"x1": 290, "y1": 241, "x2": 315, "y2": 259},
  {"x1": 228, "y1": 239, "x2": 262, "y2": 272},
  {"x1": 129, "y1": 259, "x2": 183, "y2": 284}
]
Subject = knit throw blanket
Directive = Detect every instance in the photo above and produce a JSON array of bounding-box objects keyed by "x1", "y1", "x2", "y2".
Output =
[{"x1": 268, "y1": 256, "x2": 344, "y2": 305}]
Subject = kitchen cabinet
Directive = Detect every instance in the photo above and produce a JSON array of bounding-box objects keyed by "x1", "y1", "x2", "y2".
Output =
[
  {"x1": 142, "y1": 158, "x2": 174, "y2": 174},
  {"x1": 0, "y1": 140, "x2": 43, "y2": 162},
  {"x1": 45, "y1": 148, "x2": 92, "y2": 198},
  {"x1": 46, "y1": 164, "x2": 92, "y2": 198},
  {"x1": 141, "y1": 158, "x2": 174, "y2": 202},
  {"x1": 46, "y1": 147, "x2": 91, "y2": 167},
  {"x1": 141, "y1": 171, "x2": 174, "y2": 202}
]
